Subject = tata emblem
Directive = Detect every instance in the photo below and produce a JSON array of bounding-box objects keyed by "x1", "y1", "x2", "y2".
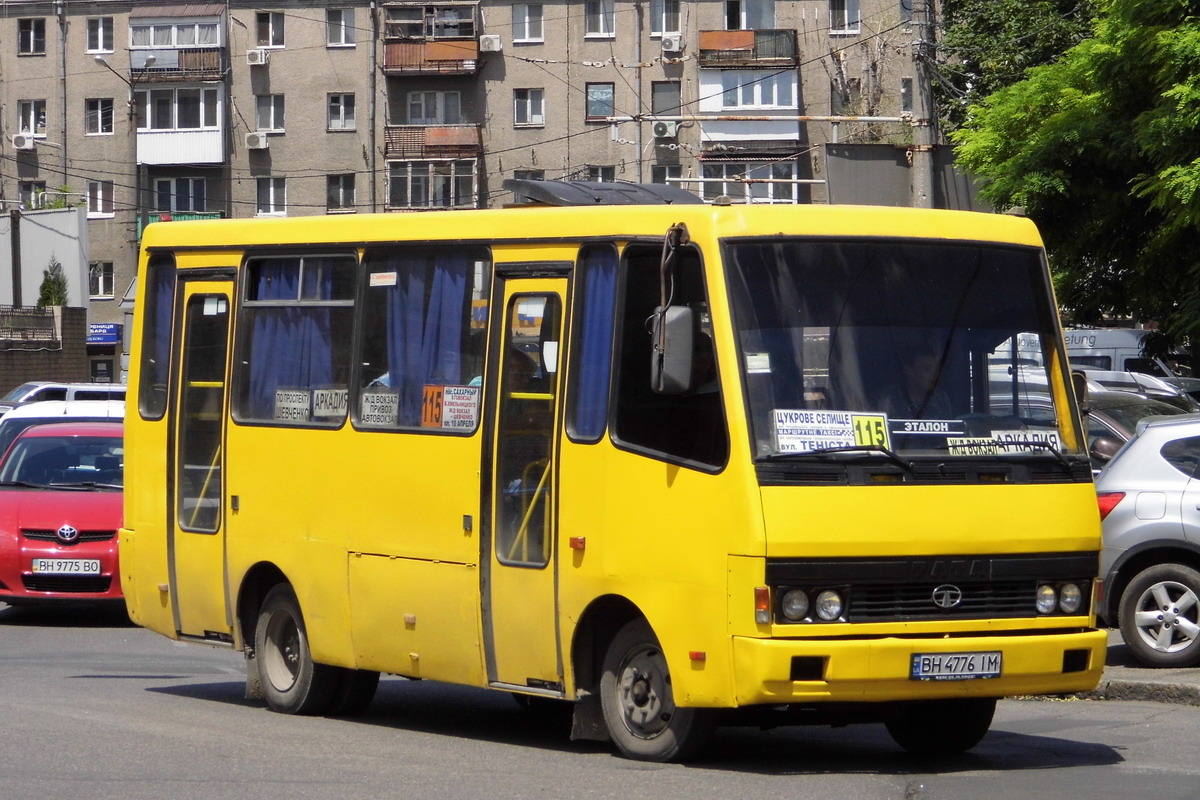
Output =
[
  {"x1": 56, "y1": 524, "x2": 80, "y2": 544},
  {"x1": 931, "y1": 584, "x2": 963, "y2": 609}
]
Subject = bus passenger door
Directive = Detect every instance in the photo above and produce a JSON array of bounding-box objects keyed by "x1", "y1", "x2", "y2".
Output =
[
  {"x1": 484, "y1": 278, "x2": 567, "y2": 692},
  {"x1": 169, "y1": 281, "x2": 233, "y2": 641}
]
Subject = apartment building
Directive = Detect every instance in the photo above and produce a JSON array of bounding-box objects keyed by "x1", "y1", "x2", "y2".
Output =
[{"x1": 0, "y1": 0, "x2": 920, "y2": 377}]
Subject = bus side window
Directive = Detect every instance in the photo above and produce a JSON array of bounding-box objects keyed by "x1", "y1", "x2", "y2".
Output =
[
  {"x1": 139, "y1": 253, "x2": 177, "y2": 420},
  {"x1": 566, "y1": 244, "x2": 618, "y2": 442}
]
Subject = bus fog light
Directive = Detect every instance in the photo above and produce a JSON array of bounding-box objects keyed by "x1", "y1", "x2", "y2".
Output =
[
  {"x1": 1036, "y1": 584, "x2": 1058, "y2": 614},
  {"x1": 815, "y1": 590, "x2": 843, "y2": 621},
  {"x1": 1059, "y1": 583, "x2": 1083, "y2": 614},
  {"x1": 780, "y1": 589, "x2": 809, "y2": 621}
]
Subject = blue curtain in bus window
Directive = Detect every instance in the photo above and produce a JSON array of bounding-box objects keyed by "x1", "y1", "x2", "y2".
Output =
[
  {"x1": 247, "y1": 259, "x2": 334, "y2": 419},
  {"x1": 386, "y1": 251, "x2": 469, "y2": 425},
  {"x1": 573, "y1": 246, "x2": 617, "y2": 439}
]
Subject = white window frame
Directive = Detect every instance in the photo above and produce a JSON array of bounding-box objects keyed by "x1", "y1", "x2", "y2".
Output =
[
  {"x1": 387, "y1": 160, "x2": 476, "y2": 209},
  {"x1": 85, "y1": 98, "x2": 115, "y2": 135},
  {"x1": 513, "y1": 88, "x2": 545, "y2": 127},
  {"x1": 154, "y1": 177, "x2": 207, "y2": 212},
  {"x1": 130, "y1": 19, "x2": 220, "y2": 48},
  {"x1": 19, "y1": 181, "x2": 46, "y2": 208},
  {"x1": 256, "y1": 177, "x2": 287, "y2": 216},
  {"x1": 407, "y1": 91, "x2": 461, "y2": 125},
  {"x1": 18, "y1": 18, "x2": 46, "y2": 54},
  {"x1": 649, "y1": 0, "x2": 681, "y2": 36},
  {"x1": 720, "y1": 71, "x2": 795, "y2": 109},
  {"x1": 89, "y1": 261, "x2": 115, "y2": 298},
  {"x1": 586, "y1": 165, "x2": 616, "y2": 182},
  {"x1": 18, "y1": 99, "x2": 47, "y2": 136},
  {"x1": 135, "y1": 87, "x2": 221, "y2": 131},
  {"x1": 512, "y1": 4, "x2": 544, "y2": 43},
  {"x1": 651, "y1": 164, "x2": 682, "y2": 185},
  {"x1": 702, "y1": 161, "x2": 798, "y2": 203},
  {"x1": 327, "y1": 174, "x2": 356, "y2": 212},
  {"x1": 585, "y1": 83, "x2": 615, "y2": 120},
  {"x1": 86, "y1": 17, "x2": 114, "y2": 53},
  {"x1": 255, "y1": 94, "x2": 285, "y2": 132},
  {"x1": 585, "y1": 0, "x2": 615, "y2": 38},
  {"x1": 87, "y1": 180, "x2": 115, "y2": 218},
  {"x1": 327, "y1": 8, "x2": 356, "y2": 47},
  {"x1": 256, "y1": 11, "x2": 285, "y2": 48},
  {"x1": 327, "y1": 94, "x2": 356, "y2": 130},
  {"x1": 830, "y1": 0, "x2": 861, "y2": 34},
  {"x1": 513, "y1": 169, "x2": 544, "y2": 181}
]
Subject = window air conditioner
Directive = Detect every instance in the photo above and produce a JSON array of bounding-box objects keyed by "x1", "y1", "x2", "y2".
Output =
[
  {"x1": 245, "y1": 132, "x2": 270, "y2": 150},
  {"x1": 246, "y1": 48, "x2": 269, "y2": 66},
  {"x1": 478, "y1": 34, "x2": 503, "y2": 52},
  {"x1": 652, "y1": 121, "x2": 679, "y2": 139},
  {"x1": 11, "y1": 133, "x2": 35, "y2": 150},
  {"x1": 661, "y1": 34, "x2": 683, "y2": 53}
]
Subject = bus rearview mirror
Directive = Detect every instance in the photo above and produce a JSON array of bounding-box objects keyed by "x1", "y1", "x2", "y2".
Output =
[{"x1": 650, "y1": 305, "x2": 694, "y2": 395}]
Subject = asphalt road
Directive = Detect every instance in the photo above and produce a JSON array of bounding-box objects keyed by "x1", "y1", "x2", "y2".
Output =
[{"x1": 4, "y1": 603, "x2": 1200, "y2": 800}]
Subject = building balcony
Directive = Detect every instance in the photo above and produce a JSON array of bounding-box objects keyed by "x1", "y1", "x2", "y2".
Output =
[
  {"x1": 130, "y1": 47, "x2": 224, "y2": 82},
  {"x1": 137, "y1": 211, "x2": 223, "y2": 241},
  {"x1": 697, "y1": 29, "x2": 799, "y2": 67},
  {"x1": 385, "y1": 124, "x2": 481, "y2": 159},
  {"x1": 382, "y1": 40, "x2": 478, "y2": 75},
  {"x1": 137, "y1": 129, "x2": 224, "y2": 165}
]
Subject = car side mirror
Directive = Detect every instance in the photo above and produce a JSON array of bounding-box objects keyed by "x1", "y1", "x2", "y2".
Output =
[{"x1": 1090, "y1": 435, "x2": 1123, "y2": 463}]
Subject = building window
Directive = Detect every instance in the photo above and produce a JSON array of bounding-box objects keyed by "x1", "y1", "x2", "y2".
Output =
[
  {"x1": 513, "y1": 4, "x2": 543, "y2": 42},
  {"x1": 651, "y1": 81, "x2": 682, "y2": 115},
  {"x1": 85, "y1": 98, "x2": 114, "y2": 135},
  {"x1": 830, "y1": 0, "x2": 861, "y2": 34},
  {"x1": 327, "y1": 9, "x2": 356, "y2": 46},
  {"x1": 408, "y1": 91, "x2": 461, "y2": 124},
  {"x1": 585, "y1": 0, "x2": 615, "y2": 37},
  {"x1": 721, "y1": 71, "x2": 795, "y2": 109},
  {"x1": 257, "y1": 177, "x2": 287, "y2": 215},
  {"x1": 255, "y1": 94, "x2": 285, "y2": 132},
  {"x1": 384, "y1": 5, "x2": 475, "y2": 39},
  {"x1": 135, "y1": 87, "x2": 221, "y2": 131},
  {"x1": 514, "y1": 169, "x2": 544, "y2": 181},
  {"x1": 18, "y1": 100, "x2": 47, "y2": 135},
  {"x1": 130, "y1": 21, "x2": 220, "y2": 47},
  {"x1": 388, "y1": 160, "x2": 476, "y2": 209},
  {"x1": 651, "y1": 164, "x2": 682, "y2": 185},
  {"x1": 87, "y1": 180, "x2": 115, "y2": 218},
  {"x1": 155, "y1": 178, "x2": 207, "y2": 212},
  {"x1": 900, "y1": 77, "x2": 913, "y2": 113},
  {"x1": 327, "y1": 94, "x2": 356, "y2": 130},
  {"x1": 256, "y1": 12, "x2": 285, "y2": 47},
  {"x1": 726, "y1": 0, "x2": 774, "y2": 30},
  {"x1": 702, "y1": 161, "x2": 797, "y2": 203},
  {"x1": 327, "y1": 174, "x2": 356, "y2": 211},
  {"x1": 18, "y1": 19, "x2": 46, "y2": 55},
  {"x1": 514, "y1": 88, "x2": 545, "y2": 127},
  {"x1": 587, "y1": 166, "x2": 616, "y2": 182},
  {"x1": 650, "y1": 0, "x2": 680, "y2": 35},
  {"x1": 90, "y1": 262, "x2": 115, "y2": 298},
  {"x1": 586, "y1": 83, "x2": 615, "y2": 120},
  {"x1": 87, "y1": 17, "x2": 114, "y2": 52},
  {"x1": 18, "y1": 181, "x2": 46, "y2": 208}
]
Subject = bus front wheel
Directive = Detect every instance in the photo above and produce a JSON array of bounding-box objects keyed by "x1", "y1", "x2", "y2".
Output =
[
  {"x1": 599, "y1": 618, "x2": 715, "y2": 762},
  {"x1": 255, "y1": 584, "x2": 338, "y2": 715},
  {"x1": 885, "y1": 698, "x2": 996, "y2": 755}
]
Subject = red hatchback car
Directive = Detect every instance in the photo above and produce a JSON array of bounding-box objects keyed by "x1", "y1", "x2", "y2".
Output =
[{"x1": 0, "y1": 422, "x2": 124, "y2": 605}]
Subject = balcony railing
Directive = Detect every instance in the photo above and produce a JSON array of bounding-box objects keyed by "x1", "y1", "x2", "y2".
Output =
[
  {"x1": 385, "y1": 124, "x2": 482, "y2": 158},
  {"x1": 382, "y1": 40, "x2": 479, "y2": 75},
  {"x1": 137, "y1": 211, "x2": 224, "y2": 241},
  {"x1": 130, "y1": 46, "x2": 224, "y2": 81},
  {"x1": 0, "y1": 305, "x2": 58, "y2": 345},
  {"x1": 698, "y1": 29, "x2": 799, "y2": 67}
]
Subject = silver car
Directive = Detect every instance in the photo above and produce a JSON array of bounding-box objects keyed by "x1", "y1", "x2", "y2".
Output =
[{"x1": 1096, "y1": 414, "x2": 1200, "y2": 667}]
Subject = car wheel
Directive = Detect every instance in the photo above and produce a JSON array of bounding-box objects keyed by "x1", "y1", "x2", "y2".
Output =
[
  {"x1": 255, "y1": 584, "x2": 339, "y2": 714},
  {"x1": 885, "y1": 698, "x2": 996, "y2": 755},
  {"x1": 599, "y1": 618, "x2": 715, "y2": 762},
  {"x1": 1118, "y1": 563, "x2": 1200, "y2": 668}
]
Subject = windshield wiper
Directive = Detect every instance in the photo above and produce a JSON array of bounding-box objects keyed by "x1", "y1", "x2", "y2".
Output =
[
  {"x1": 48, "y1": 481, "x2": 122, "y2": 490},
  {"x1": 0, "y1": 479, "x2": 46, "y2": 488},
  {"x1": 763, "y1": 444, "x2": 915, "y2": 473}
]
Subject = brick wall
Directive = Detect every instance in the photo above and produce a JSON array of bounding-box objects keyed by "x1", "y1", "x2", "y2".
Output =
[{"x1": 0, "y1": 307, "x2": 91, "y2": 395}]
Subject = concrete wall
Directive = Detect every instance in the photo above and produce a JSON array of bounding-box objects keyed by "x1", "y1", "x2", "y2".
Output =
[{"x1": 0, "y1": 207, "x2": 91, "y2": 311}]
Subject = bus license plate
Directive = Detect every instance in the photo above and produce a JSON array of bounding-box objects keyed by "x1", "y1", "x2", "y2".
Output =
[
  {"x1": 31, "y1": 558, "x2": 101, "y2": 575},
  {"x1": 910, "y1": 651, "x2": 1001, "y2": 681}
]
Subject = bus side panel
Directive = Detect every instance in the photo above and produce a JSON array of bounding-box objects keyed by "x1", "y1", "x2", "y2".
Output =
[{"x1": 121, "y1": 416, "x2": 174, "y2": 636}]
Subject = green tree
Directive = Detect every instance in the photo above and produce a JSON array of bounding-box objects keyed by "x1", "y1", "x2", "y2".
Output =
[
  {"x1": 37, "y1": 254, "x2": 69, "y2": 308},
  {"x1": 952, "y1": 0, "x2": 1200, "y2": 349}
]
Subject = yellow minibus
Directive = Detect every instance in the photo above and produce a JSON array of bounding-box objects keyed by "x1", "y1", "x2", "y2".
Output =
[{"x1": 120, "y1": 181, "x2": 1105, "y2": 762}]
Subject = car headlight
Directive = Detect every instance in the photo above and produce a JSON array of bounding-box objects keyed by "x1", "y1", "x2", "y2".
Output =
[
  {"x1": 780, "y1": 589, "x2": 809, "y2": 621},
  {"x1": 1036, "y1": 584, "x2": 1058, "y2": 614},
  {"x1": 1059, "y1": 583, "x2": 1083, "y2": 614},
  {"x1": 815, "y1": 590, "x2": 844, "y2": 621}
]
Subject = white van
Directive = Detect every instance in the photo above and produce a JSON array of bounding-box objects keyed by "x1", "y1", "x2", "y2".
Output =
[
  {"x1": 0, "y1": 399, "x2": 125, "y2": 459},
  {"x1": 0, "y1": 381, "x2": 126, "y2": 416},
  {"x1": 1064, "y1": 328, "x2": 1190, "y2": 378}
]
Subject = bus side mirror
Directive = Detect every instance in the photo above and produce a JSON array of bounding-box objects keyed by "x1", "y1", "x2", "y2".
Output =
[
  {"x1": 650, "y1": 305, "x2": 694, "y2": 394},
  {"x1": 1072, "y1": 370, "x2": 1090, "y2": 415}
]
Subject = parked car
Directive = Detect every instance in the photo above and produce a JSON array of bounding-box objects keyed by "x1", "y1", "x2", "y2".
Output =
[
  {"x1": 1084, "y1": 390, "x2": 1188, "y2": 470},
  {"x1": 0, "y1": 422, "x2": 125, "y2": 606},
  {"x1": 0, "y1": 382, "x2": 126, "y2": 416},
  {"x1": 1075, "y1": 366, "x2": 1200, "y2": 410},
  {"x1": 1096, "y1": 414, "x2": 1200, "y2": 667},
  {"x1": 0, "y1": 399, "x2": 125, "y2": 457}
]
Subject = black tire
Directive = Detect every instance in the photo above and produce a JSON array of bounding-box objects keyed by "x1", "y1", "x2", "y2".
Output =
[
  {"x1": 255, "y1": 584, "x2": 339, "y2": 715},
  {"x1": 885, "y1": 698, "x2": 996, "y2": 756},
  {"x1": 1118, "y1": 563, "x2": 1200, "y2": 668},
  {"x1": 599, "y1": 618, "x2": 715, "y2": 762}
]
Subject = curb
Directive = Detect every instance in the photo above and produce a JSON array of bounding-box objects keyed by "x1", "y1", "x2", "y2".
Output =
[{"x1": 1077, "y1": 679, "x2": 1200, "y2": 706}]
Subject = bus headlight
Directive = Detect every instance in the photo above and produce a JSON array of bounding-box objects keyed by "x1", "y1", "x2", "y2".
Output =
[
  {"x1": 780, "y1": 589, "x2": 809, "y2": 621},
  {"x1": 815, "y1": 590, "x2": 844, "y2": 621},
  {"x1": 1035, "y1": 584, "x2": 1058, "y2": 614},
  {"x1": 1059, "y1": 583, "x2": 1083, "y2": 614}
]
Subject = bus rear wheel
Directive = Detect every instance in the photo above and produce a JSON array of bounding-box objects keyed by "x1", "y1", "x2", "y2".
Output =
[
  {"x1": 255, "y1": 584, "x2": 338, "y2": 715},
  {"x1": 885, "y1": 698, "x2": 996, "y2": 755},
  {"x1": 599, "y1": 618, "x2": 715, "y2": 762}
]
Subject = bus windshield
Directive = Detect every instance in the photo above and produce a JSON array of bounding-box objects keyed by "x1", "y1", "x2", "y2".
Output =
[{"x1": 725, "y1": 238, "x2": 1082, "y2": 461}]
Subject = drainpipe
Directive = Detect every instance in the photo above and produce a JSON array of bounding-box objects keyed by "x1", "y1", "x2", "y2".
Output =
[{"x1": 57, "y1": 0, "x2": 68, "y2": 184}]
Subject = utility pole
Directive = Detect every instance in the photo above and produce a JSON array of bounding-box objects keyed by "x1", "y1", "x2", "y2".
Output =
[
  {"x1": 910, "y1": 0, "x2": 937, "y2": 208},
  {"x1": 10, "y1": 210, "x2": 23, "y2": 308}
]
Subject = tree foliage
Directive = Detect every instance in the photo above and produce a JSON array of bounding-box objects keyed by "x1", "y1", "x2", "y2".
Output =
[
  {"x1": 952, "y1": 0, "x2": 1200, "y2": 346},
  {"x1": 37, "y1": 254, "x2": 68, "y2": 308}
]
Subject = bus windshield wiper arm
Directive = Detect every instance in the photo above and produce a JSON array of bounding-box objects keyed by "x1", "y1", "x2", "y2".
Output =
[{"x1": 765, "y1": 445, "x2": 914, "y2": 473}]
